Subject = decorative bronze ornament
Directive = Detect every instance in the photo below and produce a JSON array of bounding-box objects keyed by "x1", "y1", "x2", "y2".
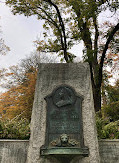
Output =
[
  {"x1": 50, "y1": 134, "x2": 80, "y2": 147},
  {"x1": 53, "y1": 86, "x2": 76, "y2": 107}
]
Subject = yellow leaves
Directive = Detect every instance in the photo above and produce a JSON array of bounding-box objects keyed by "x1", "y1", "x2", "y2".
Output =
[
  {"x1": 35, "y1": 40, "x2": 47, "y2": 52},
  {"x1": 26, "y1": 0, "x2": 39, "y2": 7},
  {"x1": 5, "y1": 72, "x2": 14, "y2": 77},
  {"x1": 0, "y1": 67, "x2": 37, "y2": 120}
]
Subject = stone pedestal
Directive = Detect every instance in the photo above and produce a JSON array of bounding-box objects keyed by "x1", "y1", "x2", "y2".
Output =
[{"x1": 27, "y1": 63, "x2": 100, "y2": 163}]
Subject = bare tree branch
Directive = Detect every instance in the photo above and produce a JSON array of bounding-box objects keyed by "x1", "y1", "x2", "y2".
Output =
[
  {"x1": 99, "y1": 22, "x2": 119, "y2": 84},
  {"x1": 93, "y1": 16, "x2": 99, "y2": 63},
  {"x1": 46, "y1": 0, "x2": 68, "y2": 62}
]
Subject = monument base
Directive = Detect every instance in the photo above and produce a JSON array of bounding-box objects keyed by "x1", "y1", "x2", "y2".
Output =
[
  {"x1": 40, "y1": 147, "x2": 89, "y2": 156},
  {"x1": 27, "y1": 63, "x2": 100, "y2": 163},
  {"x1": 40, "y1": 147, "x2": 89, "y2": 163}
]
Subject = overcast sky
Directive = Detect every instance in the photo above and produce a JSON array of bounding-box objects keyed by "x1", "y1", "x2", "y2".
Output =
[
  {"x1": 0, "y1": 1, "x2": 118, "y2": 69},
  {"x1": 0, "y1": 1, "x2": 85, "y2": 69},
  {"x1": 0, "y1": 1, "x2": 45, "y2": 68}
]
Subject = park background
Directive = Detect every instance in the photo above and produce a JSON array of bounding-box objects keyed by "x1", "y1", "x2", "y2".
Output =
[{"x1": 0, "y1": 0, "x2": 119, "y2": 140}]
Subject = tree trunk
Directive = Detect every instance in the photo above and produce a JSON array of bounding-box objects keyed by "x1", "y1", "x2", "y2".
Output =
[
  {"x1": 89, "y1": 63, "x2": 101, "y2": 112},
  {"x1": 92, "y1": 85, "x2": 101, "y2": 112}
]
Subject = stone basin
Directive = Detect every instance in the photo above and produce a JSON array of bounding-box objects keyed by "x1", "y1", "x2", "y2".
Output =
[{"x1": 40, "y1": 147, "x2": 89, "y2": 162}]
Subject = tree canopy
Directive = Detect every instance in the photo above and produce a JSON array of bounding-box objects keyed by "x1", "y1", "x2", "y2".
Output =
[
  {"x1": 0, "y1": 66, "x2": 37, "y2": 121},
  {"x1": 0, "y1": 53, "x2": 57, "y2": 120},
  {"x1": 5, "y1": 0, "x2": 119, "y2": 111},
  {"x1": 0, "y1": 55, "x2": 38, "y2": 120}
]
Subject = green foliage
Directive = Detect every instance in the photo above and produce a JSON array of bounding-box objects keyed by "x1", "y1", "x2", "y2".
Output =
[
  {"x1": 102, "y1": 80, "x2": 119, "y2": 121},
  {"x1": 96, "y1": 113, "x2": 109, "y2": 139},
  {"x1": 96, "y1": 114, "x2": 119, "y2": 139},
  {"x1": 97, "y1": 78, "x2": 119, "y2": 139},
  {"x1": 107, "y1": 81, "x2": 119, "y2": 103},
  {"x1": 103, "y1": 102, "x2": 119, "y2": 122},
  {"x1": 0, "y1": 118, "x2": 30, "y2": 139},
  {"x1": 103, "y1": 121, "x2": 119, "y2": 139}
]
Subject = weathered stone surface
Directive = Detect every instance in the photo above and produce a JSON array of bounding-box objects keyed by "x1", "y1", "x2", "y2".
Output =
[
  {"x1": 0, "y1": 140, "x2": 29, "y2": 163},
  {"x1": 27, "y1": 63, "x2": 100, "y2": 163},
  {"x1": 0, "y1": 139, "x2": 119, "y2": 163},
  {"x1": 99, "y1": 140, "x2": 119, "y2": 163}
]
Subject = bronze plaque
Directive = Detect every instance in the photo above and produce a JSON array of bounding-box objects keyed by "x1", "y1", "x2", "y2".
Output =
[{"x1": 44, "y1": 85, "x2": 84, "y2": 148}]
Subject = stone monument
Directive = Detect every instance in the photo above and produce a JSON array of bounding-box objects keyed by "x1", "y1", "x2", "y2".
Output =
[{"x1": 27, "y1": 63, "x2": 100, "y2": 163}]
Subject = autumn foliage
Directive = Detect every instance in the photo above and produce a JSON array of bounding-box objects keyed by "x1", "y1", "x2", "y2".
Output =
[
  {"x1": 5, "y1": 0, "x2": 119, "y2": 112},
  {"x1": 0, "y1": 66, "x2": 37, "y2": 121}
]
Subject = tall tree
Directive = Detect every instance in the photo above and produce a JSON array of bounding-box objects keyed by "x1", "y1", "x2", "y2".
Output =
[
  {"x1": 0, "y1": 66, "x2": 37, "y2": 120},
  {"x1": 5, "y1": 0, "x2": 119, "y2": 111},
  {"x1": 0, "y1": 53, "x2": 57, "y2": 120}
]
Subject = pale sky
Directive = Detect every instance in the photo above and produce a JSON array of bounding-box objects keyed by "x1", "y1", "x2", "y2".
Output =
[
  {"x1": 0, "y1": 1, "x2": 45, "y2": 68},
  {"x1": 0, "y1": 1, "x2": 118, "y2": 69},
  {"x1": 0, "y1": 1, "x2": 84, "y2": 69}
]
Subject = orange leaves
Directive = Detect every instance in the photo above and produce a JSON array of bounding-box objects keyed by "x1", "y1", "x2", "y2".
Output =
[
  {"x1": 0, "y1": 66, "x2": 37, "y2": 121},
  {"x1": 106, "y1": 53, "x2": 119, "y2": 74}
]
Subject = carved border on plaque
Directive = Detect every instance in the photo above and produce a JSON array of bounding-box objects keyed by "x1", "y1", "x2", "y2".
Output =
[{"x1": 44, "y1": 85, "x2": 84, "y2": 148}]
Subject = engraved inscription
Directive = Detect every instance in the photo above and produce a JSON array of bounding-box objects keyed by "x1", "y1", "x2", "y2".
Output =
[
  {"x1": 49, "y1": 121, "x2": 80, "y2": 133},
  {"x1": 44, "y1": 85, "x2": 83, "y2": 147}
]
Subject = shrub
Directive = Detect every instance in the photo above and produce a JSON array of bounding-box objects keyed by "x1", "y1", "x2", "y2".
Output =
[
  {"x1": 96, "y1": 113, "x2": 119, "y2": 139},
  {"x1": 96, "y1": 115, "x2": 109, "y2": 139},
  {"x1": 0, "y1": 118, "x2": 30, "y2": 139},
  {"x1": 103, "y1": 101, "x2": 119, "y2": 121},
  {"x1": 103, "y1": 120, "x2": 119, "y2": 139}
]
